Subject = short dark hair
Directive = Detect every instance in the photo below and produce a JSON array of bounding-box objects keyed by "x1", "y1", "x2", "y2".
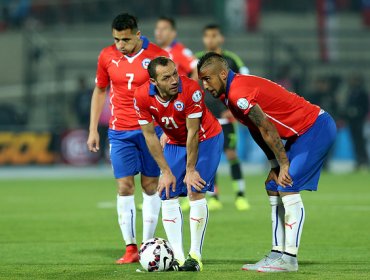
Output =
[
  {"x1": 157, "y1": 16, "x2": 176, "y2": 30},
  {"x1": 148, "y1": 56, "x2": 174, "y2": 79},
  {"x1": 203, "y1": 24, "x2": 223, "y2": 35},
  {"x1": 197, "y1": 52, "x2": 229, "y2": 73},
  {"x1": 112, "y1": 13, "x2": 138, "y2": 31}
]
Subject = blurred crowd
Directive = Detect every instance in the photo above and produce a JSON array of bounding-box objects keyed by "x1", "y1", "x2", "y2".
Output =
[
  {"x1": 0, "y1": 0, "x2": 368, "y2": 31},
  {"x1": 275, "y1": 66, "x2": 370, "y2": 169}
]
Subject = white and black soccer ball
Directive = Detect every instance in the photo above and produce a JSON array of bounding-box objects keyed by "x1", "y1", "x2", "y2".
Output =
[{"x1": 139, "y1": 238, "x2": 174, "y2": 272}]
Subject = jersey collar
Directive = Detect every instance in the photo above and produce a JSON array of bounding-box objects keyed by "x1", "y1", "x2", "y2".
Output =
[
  {"x1": 141, "y1": 36, "x2": 150, "y2": 49},
  {"x1": 225, "y1": 70, "x2": 236, "y2": 98},
  {"x1": 170, "y1": 40, "x2": 178, "y2": 48},
  {"x1": 149, "y1": 78, "x2": 183, "y2": 96}
]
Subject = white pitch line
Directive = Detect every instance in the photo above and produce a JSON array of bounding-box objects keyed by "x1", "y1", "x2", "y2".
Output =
[{"x1": 97, "y1": 201, "x2": 115, "y2": 209}]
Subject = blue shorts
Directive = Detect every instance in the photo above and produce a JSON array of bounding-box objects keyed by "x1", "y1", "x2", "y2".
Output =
[
  {"x1": 266, "y1": 112, "x2": 337, "y2": 193},
  {"x1": 161, "y1": 132, "x2": 224, "y2": 200},
  {"x1": 108, "y1": 127, "x2": 163, "y2": 179}
]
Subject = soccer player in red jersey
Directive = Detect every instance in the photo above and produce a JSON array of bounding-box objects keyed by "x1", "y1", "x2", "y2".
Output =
[
  {"x1": 134, "y1": 57, "x2": 223, "y2": 271},
  {"x1": 87, "y1": 13, "x2": 168, "y2": 264},
  {"x1": 155, "y1": 17, "x2": 198, "y2": 78},
  {"x1": 198, "y1": 53, "x2": 336, "y2": 273}
]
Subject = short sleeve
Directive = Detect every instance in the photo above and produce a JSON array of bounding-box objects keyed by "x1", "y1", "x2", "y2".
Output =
[
  {"x1": 95, "y1": 51, "x2": 110, "y2": 88},
  {"x1": 133, "y1": 90, "x2": 153, "y2": 125},
  {"x1": 229, "y1": 85, "x2": 259, "y2": 115},
  {"x1": 185, "y1": 83, "x2": 204, "y2": 119}
]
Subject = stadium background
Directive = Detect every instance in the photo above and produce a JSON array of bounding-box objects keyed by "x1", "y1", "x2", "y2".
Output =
[{"x1": 0, "y1": 1, "x2": 370, "y2": 279}]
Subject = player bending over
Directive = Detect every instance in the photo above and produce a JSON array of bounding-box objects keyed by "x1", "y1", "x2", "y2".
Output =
[
  {"x1": 87, "y1": 13, "x2": 168, "y2": 264},
  {"x1": 134, "y1": 57, "x2": 223, "y2": 271},
  {"x1": 197, "y1": 52, "x2": 336, "y2": 273}
]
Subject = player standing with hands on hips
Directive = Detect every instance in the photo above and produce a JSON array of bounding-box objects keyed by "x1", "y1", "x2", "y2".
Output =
[
  {"x1": 197, "y1": 52, "x2": 336, "y2": 273},
  {"x1": 87, "y1": 13, "x2": 168, "y2": 264},
  {"x1": 134, "y1": 56, "x2": 223, "y2": 271}
]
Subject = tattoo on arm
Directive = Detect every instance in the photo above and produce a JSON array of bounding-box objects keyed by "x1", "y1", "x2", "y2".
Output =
[{"x1": 248, "y1": 105, "x2": 289, "y2": 165}]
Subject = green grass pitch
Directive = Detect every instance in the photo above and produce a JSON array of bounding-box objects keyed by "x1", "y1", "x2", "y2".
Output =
[{"x1": 1, "y1": 172, "x2": 370, "y2": 279}]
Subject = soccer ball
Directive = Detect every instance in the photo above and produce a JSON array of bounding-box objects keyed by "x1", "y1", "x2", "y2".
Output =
[{"x1": 139, "y1": 238, "x2": 174, "y2": 272}]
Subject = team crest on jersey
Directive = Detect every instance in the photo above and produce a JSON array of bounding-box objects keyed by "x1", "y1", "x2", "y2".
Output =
[
  {"x1": 237, "y1": 98, "x2": 249, "y2": 110},
  {"x1": 174, "y1": 101, "x2": 184, "y2": 111},
  {"x1": 192, "y1": 90, "x2": 202, "y2": 103},
  {"x1": 142, "y1": 58, "x2": 151, "y2": 69}
]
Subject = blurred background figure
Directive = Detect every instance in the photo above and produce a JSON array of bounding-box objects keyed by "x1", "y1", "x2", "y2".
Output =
[
  {"x1": 196, "y1": 24, "x2": 249, "y2": 75},
  {"x1": 306, "y1": 76, "x2": 339, "y2": 120},
  {"x1": 154, "y1": 16, "x2": 198, "y2": 78},
  {"x1": 344, "y1": 73, "x2": 369, "y2": 170},
  {"x1": 195, "y1": 24, "x2": 250, "y2": 211}
]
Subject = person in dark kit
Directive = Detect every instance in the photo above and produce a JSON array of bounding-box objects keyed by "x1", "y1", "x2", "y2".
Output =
[{"x1": 344, "y1": 73, "x2": 369, "y2": 170}]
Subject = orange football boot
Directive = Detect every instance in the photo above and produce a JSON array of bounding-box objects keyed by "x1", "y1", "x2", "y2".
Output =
[{"x1": 115, "y1": 244, "x2": 139, "y2": 264}]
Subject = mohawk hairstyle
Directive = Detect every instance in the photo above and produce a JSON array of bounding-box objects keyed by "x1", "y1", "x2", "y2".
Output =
[{"x1": 197, "y1": 52, "x2": 229, "y2": 73}]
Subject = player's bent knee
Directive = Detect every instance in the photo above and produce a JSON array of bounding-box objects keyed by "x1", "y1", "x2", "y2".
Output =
[
  {"x1": 189, "y1": 192, "x2": 206, "y2": 201},
  {"x1": 267, "y1": 190, "x2": 279, "y2": 196},
  {"x1": 116, "y1": 178, "x2": 135, "y2": 196},
  {"x1": 141, "y1": 177, "x2": 159, "y2": 195}
]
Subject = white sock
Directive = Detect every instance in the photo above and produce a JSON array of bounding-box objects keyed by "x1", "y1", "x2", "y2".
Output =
[
  {"x1": 142, "y1": 192, "x2": 161, "y2": 242},
  {"x1": 117, "y1": 195, "x2": 136, "y2": 245},
  {"x1": 282, "y1": 194, "x2": 305, "y2": 255},
  {"x1": 237, "y1": 179, "x2": 246, "y2": 192},
  {"x1": 189, "y1": 198, "x2": 209, "y2": 260},
  {"x1": 162, "y1": 199, "x2": 185, "y2": 262},
  {"x1": 269, "y1": 196, "x2": 285, "y2": 252}
]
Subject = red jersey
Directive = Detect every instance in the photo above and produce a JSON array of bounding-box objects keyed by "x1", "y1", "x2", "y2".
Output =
[
  {"x1": 95, "y1": 36, "x2": 168, "y2": 130},
  {"x1": 166, "y1": 41, "x2": 197, "y2": 76},
  {"x1": 222, "y1": 71, "x2": 321, "y2": 139},
  {"x1": 134, "y1": 76, "x2": 222, "y2": 145}
]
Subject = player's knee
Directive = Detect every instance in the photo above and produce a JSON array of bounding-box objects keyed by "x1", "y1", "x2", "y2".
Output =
[
  {"x1": 141, "y1": 177, "x2": 158, "y2": 195},
  {"x1": 116, "y1": 179, "x2": 135, "y2": 196},
  {"x1": 267, "y1": 190, "x2": 279, "y2": 196},
  {"x1": 189, "y1": 192, "x2": 206, "y2": 201}
]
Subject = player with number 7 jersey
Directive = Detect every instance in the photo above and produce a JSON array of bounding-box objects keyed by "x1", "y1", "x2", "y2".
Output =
[{"x1": 88, "y1": 13, "x2": 169, "y2": 265}]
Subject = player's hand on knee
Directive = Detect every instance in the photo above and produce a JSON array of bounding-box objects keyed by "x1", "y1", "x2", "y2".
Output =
[
  {"x1": 184, "y1": 169, "x2": 206, "y2": 193},
  {"x1": 158, "y1": 170, "x2": 176, "y2": 199},
  {"x1": 160, "y1": 133, "x2": 168, "y2": 150},
  {"x1": 87, "y1": 131, "x2": 100, "y2": 153},
  {"x1": 277, "y1": 163, "x2": 293, "y2": 187},
  {"x1": 265, "y1": 167, "x2": 279, "y2": 186}
]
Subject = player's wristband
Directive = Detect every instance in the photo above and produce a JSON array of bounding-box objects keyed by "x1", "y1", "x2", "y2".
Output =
[{"x1": 269, "y1": 159, "x2": 279, "y2": 169}]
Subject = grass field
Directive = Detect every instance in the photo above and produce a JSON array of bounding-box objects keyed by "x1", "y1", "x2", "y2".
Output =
[{"x1": 1, "y1": 171, "x2": 370, "y2": 279}]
